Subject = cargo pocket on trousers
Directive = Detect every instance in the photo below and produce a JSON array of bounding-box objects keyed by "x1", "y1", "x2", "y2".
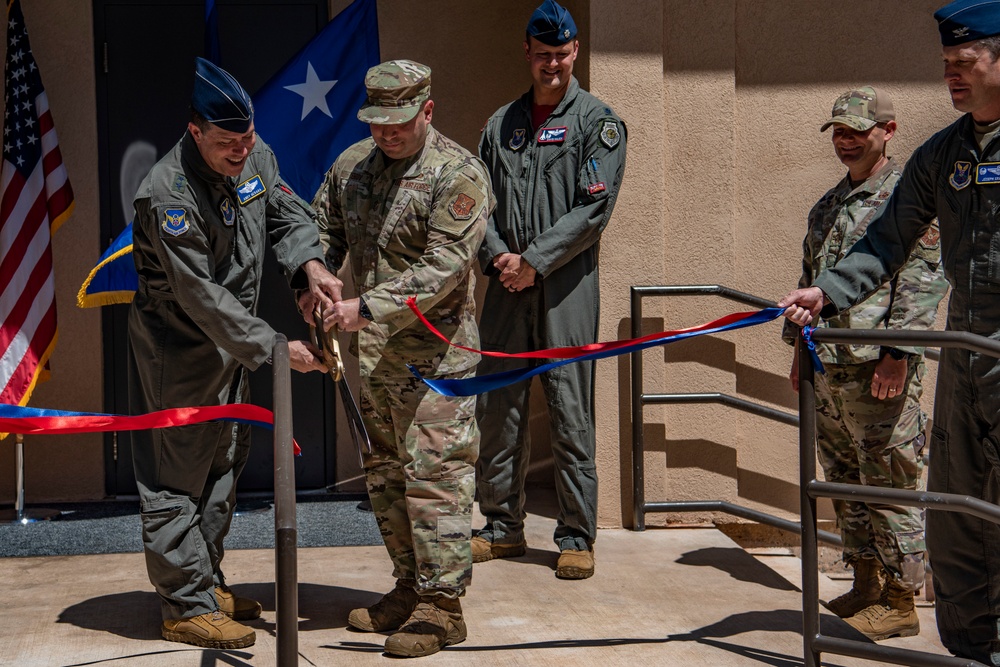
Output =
[{"x1": 437, "y1": 515, "x2": 472, "y2": 542}]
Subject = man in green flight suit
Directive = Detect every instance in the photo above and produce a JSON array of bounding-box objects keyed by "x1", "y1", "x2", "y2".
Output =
[
  {"x1": 782, "y1": 86, "x2": 947, "y2": 641},
  {"x1": 129, "y1": 58, "x2": 341, "y2": 649},
  {"x1": 310, "y1": 60, "x2": 493, "y2": 658},
  {"x1": 473, "y1": 0, "x2": 628, "y2": 580}
]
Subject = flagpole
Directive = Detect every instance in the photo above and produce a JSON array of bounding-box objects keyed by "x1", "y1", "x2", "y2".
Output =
[{"x1": 0, "y1": 434, "x2": 61, "y2": 524}]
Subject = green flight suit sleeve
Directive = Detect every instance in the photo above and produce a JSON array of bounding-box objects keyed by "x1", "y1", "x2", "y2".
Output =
[
  {"x1": 519, "y1": 116, "x2": 628, "y2": 278},
  {"x1": 885, "y1": 220, "x2": 948, "y2": 355},
  {"x1": 363, "y1": 163, "x2": 491, "y2": 332},
  {"x1": 136, "y1": 199, "x2": 277, "y2": 370},
  {"x1": 478, "y1": 120, "x2": 510, "y2": 272},
  {"x1": 814, "y1": 144, "x2": 939, "y2": 316},
  {"x1": 262, "y1": 169, "x2": 325, "y2": 289}
]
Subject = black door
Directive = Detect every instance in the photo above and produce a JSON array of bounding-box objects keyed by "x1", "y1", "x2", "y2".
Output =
[{"x1": 93, "y1": 0, "x2": 335, "y2": 495}]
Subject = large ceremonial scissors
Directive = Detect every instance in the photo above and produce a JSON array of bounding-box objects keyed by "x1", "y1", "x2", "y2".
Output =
[{"x1": 311, "y1": 308, "x2": 371, "y2": 466}]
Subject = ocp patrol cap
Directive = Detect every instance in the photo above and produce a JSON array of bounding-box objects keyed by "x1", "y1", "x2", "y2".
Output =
[
  {"x1": 526, "y1": 0, "x2": 577, "y2": 46},
  {"x1": 357, "y1": 60, "x2": 431, "y2": 125},
  {"x1": 820, "y1": 86, "x2": 895, "y2": 133},
  {"x1": 935, "y1": 0, "x2": 1000, "y2": 46},
  {"x1": 191, "y1": 57, "x2": 254, "y2": 133}
]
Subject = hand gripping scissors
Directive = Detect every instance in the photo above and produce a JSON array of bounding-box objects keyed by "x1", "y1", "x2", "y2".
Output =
[{"x1": 311, "y1": 308, "x2": 372, "y2": 467}]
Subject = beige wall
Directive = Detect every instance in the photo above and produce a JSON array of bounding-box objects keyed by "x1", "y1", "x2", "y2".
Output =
[{"x1": 0, "y1": 1, "x2": 960, "y2": 532}]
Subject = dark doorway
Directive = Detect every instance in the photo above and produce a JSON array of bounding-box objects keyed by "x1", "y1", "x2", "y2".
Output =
[{"x1": 93, "y1": 0, "x2": 334, "y2": 495}]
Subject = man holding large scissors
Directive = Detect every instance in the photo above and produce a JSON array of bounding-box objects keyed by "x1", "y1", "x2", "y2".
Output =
[{"x1": 307, "y1": 60, "x2": 494, "y2": 658}]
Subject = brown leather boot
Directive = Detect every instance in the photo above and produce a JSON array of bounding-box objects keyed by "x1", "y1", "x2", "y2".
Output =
[
  {"x1": 161, "y1": 610, "x2": 256, "y2": 649},
  {"x1": 471, "y1": 535, "x2": 526, "y2": 563},
  {"x1": 215, "y1": 585, "x2": 262, "y2": 621},
  {"x1": 383, "y1": 595, "x2": 467, "y2": 657},
  {"x1": 556, "y1": 547, "x2": 595, "y2": 579},
  {"x1": 348, "y1": 579, "x2": 419, "y2": 632},
  {"x1": 845, "y1": 579, "x2": 920, "y2": 641},
  {"x1": 825, "y1": 557, "x2": 883, "y2": 618}
]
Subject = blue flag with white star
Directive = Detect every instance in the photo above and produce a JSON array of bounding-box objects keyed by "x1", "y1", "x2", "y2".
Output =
[
  {"x1": 253, "y1": 0, "x2": 378, "y2": 199},
  {"x1": 78, "y1": 0, "x2": 379, "y2": 308}
]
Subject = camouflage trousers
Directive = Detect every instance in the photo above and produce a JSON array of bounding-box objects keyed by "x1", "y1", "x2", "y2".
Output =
[
  {"x1": 360, "y1": 370, "x2": 479, "y2": 599},
  {"x1": 815, "y1": 357, "x2": 927, "y2": 591}
]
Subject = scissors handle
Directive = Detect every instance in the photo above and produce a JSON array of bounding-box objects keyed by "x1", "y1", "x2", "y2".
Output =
[{"x1": 311, "y1": 308, "x2": 344, "y2": 382}]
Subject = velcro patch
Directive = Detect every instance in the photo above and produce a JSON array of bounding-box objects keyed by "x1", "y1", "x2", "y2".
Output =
[
  {"x1": 400, "y1": 178, "x2": 431, "y2": 192},
  {"x1": 920, "y1": 224, "x2": 941, "y2": 248},
  {"x1": 236, "y1": 174, "x2": 266, "y2": 204},
  {"x1": 976, "y1": 162, "x2": 1000, "y2": 184},
  {"x1": 537, "y1": 126, "x2": 567, "y2": 144},
  {"x1": 588, "y1": 182, "x2": 606, "y2": 194},
  {"x1": 600, "y1": 120, "x2": 621, "y2": 149},
  {"x1": 162, "y1": 208, "x2": 189, "y2": 236},
  {"x1": 449, "y1": 193, "x2": 477, "y2": 220}
]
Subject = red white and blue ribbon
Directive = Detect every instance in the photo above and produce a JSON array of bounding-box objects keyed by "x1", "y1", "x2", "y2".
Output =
[
  {"x1": 405, "y1": 297, "x2": 785, "y2": 397},
  {"x1": 0, "y1": 403, "x2": 300, "y2": 455}
]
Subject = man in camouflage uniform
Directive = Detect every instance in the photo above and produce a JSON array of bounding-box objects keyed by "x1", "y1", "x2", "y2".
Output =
[
  {"x1": 129, "y1": 58, "x2": 339, "y2": 649},
  {"x1": 783, "y1": 87, "x2": 947, "y2": 641},
  {"x1": 473, "y1": 0, "x2": 627, "y2": 580},
  {"x1": 309, "y1": 60, "x2": 493, "y2": 658}
]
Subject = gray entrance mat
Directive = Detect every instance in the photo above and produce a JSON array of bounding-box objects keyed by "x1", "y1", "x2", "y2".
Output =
[{"x1": 0, "y1": 494, "x2": 381, "y2": 557}]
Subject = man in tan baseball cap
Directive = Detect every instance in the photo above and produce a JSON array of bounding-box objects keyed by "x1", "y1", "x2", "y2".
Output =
[{"x1": 820, "y1": 86, "x2": 895, "y2": 132}]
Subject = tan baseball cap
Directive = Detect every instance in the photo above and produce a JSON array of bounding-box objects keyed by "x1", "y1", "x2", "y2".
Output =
[{"x1": 820, "y1": 86, "x2": 895, "y2": 132}]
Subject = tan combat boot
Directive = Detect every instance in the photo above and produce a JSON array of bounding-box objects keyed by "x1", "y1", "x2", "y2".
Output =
[
  {"x1": 215, "y1": 584, "x2": 262, "y2": 621},
  {"x1": 471, "y1": 535, "x2": 526, "y2": 563},
  {"x1": 383, "y1": 595, "x2": 467, "y2": 657},
  {"x1": 825, "y1": 557, "x2": 883, "y2": 618},
  {"x1": 845, "y1": 579, "x2": 920, "y2": 641},
  {"x1": 348, "y1": 579, "x2": 419, "y2": 632},
  {"x1": 161, "y1": 610, "x2": 256, "y2": 649},
  {"x1": 556, "y1": 547, "x2": 595, "y2": 579}
]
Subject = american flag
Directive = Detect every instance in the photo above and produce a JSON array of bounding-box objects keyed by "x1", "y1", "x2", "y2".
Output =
[{"x1": 0, "y1": 0, "x2": 74, "y2": 410}]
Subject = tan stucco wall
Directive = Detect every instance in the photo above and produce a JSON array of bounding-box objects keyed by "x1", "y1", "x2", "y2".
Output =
[{"x1": 0, "y1": 1, "x2": 961, "y2": 531}]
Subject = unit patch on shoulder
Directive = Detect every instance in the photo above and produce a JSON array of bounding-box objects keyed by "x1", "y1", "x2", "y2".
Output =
[
  {"x1": 950, "y1": 160, "x2": 972, "y2": 190},
  {"x1": 162, "y1": 208, "x2": 189, "y2": 236},
  {"x1": 400, "y1": 178, "x2": 431, "y2": 192},
  {"x1": 920, "y1": 224, "x2": 941, "y2": 248},
  {"x1": 537, "y1": 126, "x2": 567, "y2": 144},
  {"x1": 976, "y1": 162, "x2": 1000, "y2": 184},
  {"x1": 236, "y1": 174, "x2": 266, "y2": 205},
  {"x1": 219, "y1": 197, "x2": 235, "y2": 226},
  {"x1": 449, "y1": 193, "x2": 477, "y2": 220},
  {"x1": 172, "y1": 174, "x2": 187, "y2": 193},
  {"x1": 509, "y1": 128, "x2": 526, "y2": 151},
  {"x1": 600, "y1": 120, "x2": 620, "y2": 149}
]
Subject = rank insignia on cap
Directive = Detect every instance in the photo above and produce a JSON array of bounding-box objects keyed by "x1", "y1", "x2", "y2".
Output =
[
  {"x1": 600, "y1": 121, "x2": 620, "y2": 149},
  {"x1": 976, "y1": 162, "x2": 1000, "y2": 184},
  {"x1": 236, "y1": 174, "x2": 266, "y2": 205},
  {"x1": 950, "y1": 161, "x2": 972, "y2": 190},
  {"x1": 537, "y1": 126, "x2": 567, "y2": 144},
  {"x1": 220, "y1": 197, "x2": 235, "y2": 226},
  {"x1": 509, "y1": 128, "x2": 526, "y2": 150},
  {"x1": 162, "y1": 208, "x2": 190, "y2": 236},
  {"x1": 449, "y1": 193, "x2": 477, "y2": 220},
  {"x1": 954, "y1": 26, "x2": 970, "y2": 38}
]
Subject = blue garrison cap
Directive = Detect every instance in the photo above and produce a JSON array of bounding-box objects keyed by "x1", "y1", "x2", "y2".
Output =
[
  {"x1": 526, "y1": 0, "x2": 577, "y2": 46},
  {"x1": 935, "y1": 0, "x2": 1000, "y2": 46},
  {"x1": 191, "y1": 57, "x2": 254, "y2": 133}
]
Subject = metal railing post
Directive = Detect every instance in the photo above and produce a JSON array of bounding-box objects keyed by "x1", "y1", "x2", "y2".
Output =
[
  {"x1": 797, "y1": 339, "x2": 820, "y2": 667},
  {"x1": 272, "y1": 335, "x2": 298, "y2": 667},
  {"x1": 631, "y1": 286, "x2": 646, "y2": 531}
]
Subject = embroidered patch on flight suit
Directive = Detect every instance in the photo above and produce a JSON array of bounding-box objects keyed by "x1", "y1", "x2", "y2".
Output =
[
  {"x1": 219, "y1": 197, "x2": 235, "y2": 226},
  {"x1": 449, "y1": 193, "x2": 477, "y2": 220},
  {"x1": 976, "y1": 162, "x2": 1000, "y2": 184},
  {"x1": 950, "y1": 161, "x2": 972, "y2": 190},
  {"x1": 588, "y1": 182, "x2": 606, "y2": 194},
  {"x1": 509, "y1": 128, "x2": 526, "y2": 150},
  {"x1": 279, "y1": 183, "x2": 294, "y2": 195},
  {"x1": 600, "y1": 120, "x2": 621, "y2": 149},
  {"x1": 162, "y1": 209, "x2": 189, "y2": 236},
  {"x1": 537, "y1": 126, "x2": 567, "y2": 144},
  {"x1": 236, "y1": 174, "x2": 266, "y2": 204},
  {"x1": 172, "y1": 174, "x2": 187, "y2": 193}
]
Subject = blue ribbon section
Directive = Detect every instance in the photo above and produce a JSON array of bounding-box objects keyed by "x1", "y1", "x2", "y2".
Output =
[
  {"x1": 801, "y1": 326, "x2": 826, "y2": 375},
  {"x1": 410, "y1": 307, "x2": 785, "y2": 397}
]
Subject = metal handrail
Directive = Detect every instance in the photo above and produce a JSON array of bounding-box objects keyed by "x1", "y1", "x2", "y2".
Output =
[
  {"x1": 800, "y1": 327, "x2": 1000, "y2": 667},
  {"x1": 271, "y1": 335, "x2": 298, "y2": 667},
  {"x1": 629, "y1": 285, "x2": 837, "y2": 544}
]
